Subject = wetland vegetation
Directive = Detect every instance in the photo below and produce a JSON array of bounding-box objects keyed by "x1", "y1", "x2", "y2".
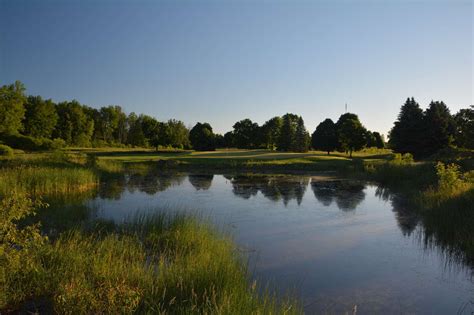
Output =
[{"x1": 0, "y1": 81, "x2": 472, "y2": 313}]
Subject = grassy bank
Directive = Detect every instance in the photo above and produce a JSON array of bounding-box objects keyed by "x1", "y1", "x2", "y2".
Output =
[
  {"x1": 0, "y1": 152, "x2": 97, "y2": 197},
  {"x1": 1, "y1": 192, "x2": 299, "y2": 314}
]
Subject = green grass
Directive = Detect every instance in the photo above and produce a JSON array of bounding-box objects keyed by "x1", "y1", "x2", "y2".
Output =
[
  {"x1": 0, "y1": 166, "x2": 97, "y2": 196},
  {"x1": 1, "y1": 193, "x2": 299, "y2": 314}
]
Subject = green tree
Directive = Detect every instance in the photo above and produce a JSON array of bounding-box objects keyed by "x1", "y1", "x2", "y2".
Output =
[
  {"x1": 277, "y1": 113, "x2": 299, "y2": 151},
  {"x1": 372, "y1": 132, "x2": 385, "y2": 149},
  {"x1": 454, "y1": 106, "x2": 474, "y2": 149},
  {"x1": 365, "y1": 131, "x2": 377, "y2": 148},
  {"x1": 127, "y1": 112, "x2": 147, "y2": 147},
  {"x1": 98, "y1": 105, "x2": 126, "y2": 144},
  {"x1": 389, "y1": 98, "x2": 425, "y2": 157},
  {"x1": 422, "y1": 101, "x2": 456, "y2": 156},
  {"x1": 223, "y1": 131, "x2": 235, "y2": 148},
  {"x1": 232, "y1": 119, "x2": 259, "y2": 149},
  {"x1": 163, "y1": 119, "x2": 190, "y2": 149},
  {"x1": 0, "y1": 81, "x2": 26, "y2": 134},
  {"x1": 311, "y1": 118, "x2": 338, "y2": 155},
  {"x1": 336, "y1": 113, "x2": 367, "y2": 157},
  {"x1": 214, "y1": 133, "x2": 225, "y2": 148},
  {"x1": 294, "y1": 116, "x2": 310, "y2": 152},
  {"x1": 22, "y1": 95, "x2": 58, "y2": 139},
  {"x1": 54, "y1": 101, "x2": 94, "y2": 146},
  {"x1": 189, "y1": 122, "x2": 216, "y2": 151},
  {"x1": 261, "y1": 117, "x2": 282, "y2": 150}
]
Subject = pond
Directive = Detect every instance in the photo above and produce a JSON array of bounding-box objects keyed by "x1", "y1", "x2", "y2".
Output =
[{"x1": 48, "y1": 171, "x2": 473, "y2": 314}]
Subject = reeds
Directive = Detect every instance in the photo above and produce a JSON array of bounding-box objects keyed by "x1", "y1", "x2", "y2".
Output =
[
  {"x1": 1, "y1": 193, "x2": 300, "y2": 314},
  {"x1": 0, "y1": 166, "x2": 97, "y2": 196}
]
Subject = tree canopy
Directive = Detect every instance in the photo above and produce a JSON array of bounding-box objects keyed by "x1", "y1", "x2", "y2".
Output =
[
  {"x1": 336, "y1": 113, "x2": 367, "y2": 157},
  {"x1": 232, "y1": 119, "x2": 259, "y2": 149},
  {"x1": 311, "y1": 118, "x2": 338, "y2": 154},
  {"x1": 454, "y1": 106, "x2": 474, "y2": 149},
  {"x1": 0, "y1": 81, "x2": 27, "y2": 134},
  {"x1": 23, "y1": 96, "x2": 58, "y2": 139},
  {"x1": 190, "y1": 122, "x2": 216, "y2": 151},
  {"x1": 1, "y1": 82, "x2": 470, "y2": 156}
]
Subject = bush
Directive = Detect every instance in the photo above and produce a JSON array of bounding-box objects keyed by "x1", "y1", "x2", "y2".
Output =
[
  {"x1": 390, "y1": 152, "x2": 414, "y2": 164},
  {"x1": 0, "y1": 133, "x2": 66, "y2": 151},
  {"x1": 0, "y1": 133, "x2": 43, "y2": 151},
  {"x1": 0, "y1": 144, "x2": 13, "y2": 156},
  {"x1": 435, "y1": 162, "x2": 463, "y2": 191},
  {"x1": 50, "y1": 138, "x2": 66, "y2": 150},
  {"x1": 0, "y1": 192, "x2": 48, "y2": 308}
]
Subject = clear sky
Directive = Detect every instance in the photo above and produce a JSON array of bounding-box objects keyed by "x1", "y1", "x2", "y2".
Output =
[{"x1": 1, "y1": 0, "x2": 472, "y2": 136}]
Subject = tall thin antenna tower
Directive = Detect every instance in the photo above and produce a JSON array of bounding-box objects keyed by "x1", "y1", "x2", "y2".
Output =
[{"x1": 345, "y1": 103, "x2": 347, "y2": 113}]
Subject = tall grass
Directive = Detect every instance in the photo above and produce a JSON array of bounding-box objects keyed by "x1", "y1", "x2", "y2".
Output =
[
  {"x1": 0, "y1": 166, "x2": 97, "y2": 196},
  {"x1": 1, "y1": 193, "x2": 299, "y2": 314}
]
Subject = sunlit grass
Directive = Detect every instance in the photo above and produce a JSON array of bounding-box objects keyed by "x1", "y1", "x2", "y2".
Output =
[
  {"x1": 0, "y1": 166, "x2": 97, "y2": 196},
  {"x1": 1, "y1": 193, "x2": 299, "y2": 314}
]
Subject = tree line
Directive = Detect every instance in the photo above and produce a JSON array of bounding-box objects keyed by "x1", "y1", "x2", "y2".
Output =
[
  {"x1": 0, "y1": 81, "x2": 472, "y2": 157},
  {"x1": 389, "y1": 98, "x2": 474, "y2": 158},
  {"x1": 0, "y1": 81, "x2": 190, "y2": 150}
]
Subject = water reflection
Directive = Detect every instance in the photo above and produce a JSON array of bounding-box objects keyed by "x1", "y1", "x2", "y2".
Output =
[
  {"x1": 227, "y1": 175, "x2": 309, "y2": 206},
  {"x1": 311, "y1": 180, "x2": 366, "y2": 211},
  {"x1": 40, "y1": 170, "x2": 472, "y2": 313},
  {"x1": 188, "y1": 174, "x2": 214, "y2": 190},
  {"x1": 375, "y1": 186, "x2": 419, "y2": 236}
]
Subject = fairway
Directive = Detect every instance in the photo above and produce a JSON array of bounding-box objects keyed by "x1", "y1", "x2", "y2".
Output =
[{"x1": 80, "y1": 148, "x2": 391, "y2": 163}]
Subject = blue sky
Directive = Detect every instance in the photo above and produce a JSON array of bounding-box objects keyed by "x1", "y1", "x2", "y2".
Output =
[{"x1": 1, "y1": 0, "x2": 472, "y2": 136}]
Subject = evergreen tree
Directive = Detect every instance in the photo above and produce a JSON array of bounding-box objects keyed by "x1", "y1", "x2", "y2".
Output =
[
  {"x1": 388, "y1": 98, "x2": 424, "y2": 157},
  {"x1": 276, "y1": 113, "x2": 299, "y2": 151},
  {"x1": 294, "y1": 116, "x2": 310, "y2": 152},
  {"x1": 422, "y1": 101, "x2": 455, "y2": 156},
  {"x1": 311, "y1": 118, "x2": 337, "y2": 154}
]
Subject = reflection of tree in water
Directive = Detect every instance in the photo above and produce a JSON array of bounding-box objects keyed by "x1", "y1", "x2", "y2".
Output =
[
  {"x1": 375, "y1": 186, "x2": 419, "y2": 236},
  {"x1": 376, "y1": 186, "x2": 473, "y2": 270},
  {"x1": 98, "y1": 173, "x2": 127, "y2": 200},
  {"x1": 100, "y1": 168, "x2": 186, "y2": 197},
  {"x1": 311, "y1": 180, "x2": 366, "y2": 211},
  {"x1": 228, "y1": 175, "x2": 309, "y2": 206},
  {"x1": 188, "y1": 174, "x2": 214, "y2": 190}
]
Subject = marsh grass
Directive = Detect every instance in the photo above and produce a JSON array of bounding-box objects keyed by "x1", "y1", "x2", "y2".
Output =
[
  {"x1": 1, "y1": 193, "x2": 300, "y2": 314},
  {"x1": 0, "y1": 166, "x2": 97, "y2": 196}
]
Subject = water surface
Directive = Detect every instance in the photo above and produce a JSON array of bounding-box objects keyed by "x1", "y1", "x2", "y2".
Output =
[{"x1": 52, "y1": 172, "x2": 474, "y2": 314}]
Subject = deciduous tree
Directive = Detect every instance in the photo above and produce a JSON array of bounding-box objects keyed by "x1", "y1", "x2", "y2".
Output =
[{"x1": 311, "y1": 118, "x2": 337, "y2": 154}]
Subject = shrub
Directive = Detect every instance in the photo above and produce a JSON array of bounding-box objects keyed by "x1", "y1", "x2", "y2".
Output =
[
  {"x1": 50, "y1": 138, "x2": 66, "y2": 150},
  {"x1": 0, "y1": 133, "x2": 68, "y2": 152},
  {"x1": 0, "y1": 144, "x2": 13, "y2": 156},
  {"x1": 0, "y1": 133, "x2": 43, "y2": 151},
  {"x1": 390, "y1": 152, "x2": 414, "y2": 164},
  {"x1": 435, "y1": 162, "x2": 462, "y2": 191},
  {"x1": 0, "y1": 192, "x2": 48, "y2": 308}
]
